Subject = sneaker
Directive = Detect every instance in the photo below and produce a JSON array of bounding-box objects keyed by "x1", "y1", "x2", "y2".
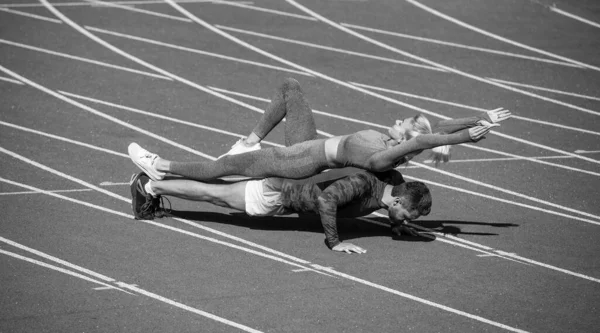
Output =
[
  {"x1": 128, "y1": 143, "x2": 166, "y2": 181},
  {"x1": 218, "y1": 138, "x2": 261, "y2": 159},
  {"x1": 130, "y1": 172, "x2": 160, "y2": 220}
]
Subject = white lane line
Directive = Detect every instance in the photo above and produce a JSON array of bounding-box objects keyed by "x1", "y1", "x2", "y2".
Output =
[
  {"x1": 5, "y1": 78, "x2": 599, "y2": 287},
  {"x1": 207, "y1": 86, "x2": 402, "y2": 129},
  {"x1": 170, "y1": 0, "x2": 600, "y2": 168},
  {"x1": 114, "y1": 281, "x2": 264, "y2": 333},
  {"x1": 487, "y1": 78, "x2": 600, "y2": 102},
  {"x1": 0, "y1": 189, "x2": 92, "y2": 196},
  {"x1": 575, "y1": 149, "x2": 600, "y2": 154},
  {"x1": 0, "y1": 155, "x2": 327, "y2": 273},
  {"x1": 286, "y1": 0, "x2": 600, "y2": 118},
  {"x1": 215, "y1": 25, "x2": 446, "y2": 72},
  {"x1": 38, "y1": 0, "x2": 295, "y2": 124},
  {"x1": 207, "y1": 85, "x2": 600, "y2": 177},
  {"x1": 17, "y1": 5, "x2": 600, "y2": 217},
  {"x1": 340, "y1": 22, "x2": 581, "y2": 68},
  {"x1": 423, "y1": 155, "x2": 572, "y2": 164},
  {"x1": 0, "y1": 75, "x2": 23, "y2": 84},
  {"x1": 100, "y1": 181, "x2": 132, "y2": 186},
  {"x1": 0, "y1": 0, "x2": 238, "y2": 8},
  {"x1": 406, "y1": 0, "x2": 600, "y2": 72},
  {"x1": 0, "y1": 120, "x2": 130, "y2": 158},
  {"x1": 350, "y1": 81, "x2": 600, "y2": 137},
  {"x1": 84, "y1": 0, "x2": 192, "y2": 22},
  {"x1": 0, "y1": 248, "x2": 132, "y2": 294},
  {"x1": 58, "y1": 90, "x2": 284, "y2": 148},
  {"x1": 550, "y1": 6, "x2": 600, "y2": 29},
  {"x1": 409, "y1": 161, "x2": 600, "y2": 223},
  {"x1": 309, "y1": 264, "x2": 529, "y2": 333},
  {"x1": 0, "y1": 38, "x2": 172, "y2": 81},
  {"x1": 0, "y1": 235, "x2": 262, "y2": 332},
  {"x1": 282, "y1": 2, "x2": 600, "y2": 163},
  {"x1": 374, "y1": 178, "x2": 600, "y2": 282},
  {"x1": 0, "y1": 7, "x2": 62, "y2": 23},
  {"x1": 0, "y1": 235, "x2": 117, "y2": 282},
  {"x1": 0, "y1": 175, "x2": 524, "y2": 333},
  {"x1": 210, "y1": 1, "x2": 317, "y2": 21},
  {"x1": 85, "y1": 26, "x2": 312, "y2": 77}
]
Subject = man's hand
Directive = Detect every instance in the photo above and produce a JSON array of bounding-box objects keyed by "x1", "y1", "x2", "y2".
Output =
[
  {"x1": 332, "y1": 242, "x2": 367, "y2": 254},
  {"x1": 486, "y1": 108, "x2": 512, "y2": 123}
]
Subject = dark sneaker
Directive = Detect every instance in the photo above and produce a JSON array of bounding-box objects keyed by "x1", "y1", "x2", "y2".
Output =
[{"x1": 130, "y1": 172, "x2": 159, "y2": 220}]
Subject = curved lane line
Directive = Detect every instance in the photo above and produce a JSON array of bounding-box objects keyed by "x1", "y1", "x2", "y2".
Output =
[
  {"x1": 282, "y1": 0, "x2": 600, "y2": 163},
  {"x1": 406, "y1": 0, "x2": 600, "y2": 72},
  {"x1": 31, "y1": 3, "x2": 600, "y2": 216},
  {"x1": 0, "y1": 159, "x2": 528, "y2": 333},
  {"x1": 340, "y1": 22, "x2": 582, "y2": 68}
]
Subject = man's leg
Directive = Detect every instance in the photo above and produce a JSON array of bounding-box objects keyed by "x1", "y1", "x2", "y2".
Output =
[{"x1": 150, "y1": 179, "x2": 248, "y2": 211}]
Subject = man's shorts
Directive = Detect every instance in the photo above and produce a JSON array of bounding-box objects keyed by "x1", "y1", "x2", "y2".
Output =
[{"x1": 244, "y1": 178, "x2": 290, "y2": 216}]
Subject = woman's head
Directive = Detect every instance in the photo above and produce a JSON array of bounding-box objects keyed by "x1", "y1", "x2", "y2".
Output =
[{"x1": 389, "y1": 114, "x2": 451, "y2": 166}]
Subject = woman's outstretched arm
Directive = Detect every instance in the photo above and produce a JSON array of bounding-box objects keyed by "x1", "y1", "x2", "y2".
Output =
[
  {"x1": 432, "y1": 108, "x2": 510, "y2": 134},
  {"x1": 367, "y1": 124, "x2": 496, "y2": 171}
]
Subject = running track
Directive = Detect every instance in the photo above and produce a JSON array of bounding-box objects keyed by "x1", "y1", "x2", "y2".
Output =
[{"x1": 1, "y1": 0, "x2": 599, "y2": 332}]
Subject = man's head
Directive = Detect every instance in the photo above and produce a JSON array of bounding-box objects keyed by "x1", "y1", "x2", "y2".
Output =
[{"x1": 388, "y1": 181, "x2": 432, "y2": 224}]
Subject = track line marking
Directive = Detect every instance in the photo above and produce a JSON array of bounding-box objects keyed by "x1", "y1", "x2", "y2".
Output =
[
  {"x1": 550, "y1": 6, "x2": 600, "y2": 29},
  {"x1": 0, "y1": 120, "x2": 130, "y2": 158},
  {"x1": 208, "y1": 85, "x2": 600, "y2": 177},
  {"x1": 350, "y1": 81, "x2": 600, "y2": 137},
  {"x1": 58, "y1": 90, "x2": 283, "y2": 148},
  {"x1": 168, "y1": 0, "x2": 600, "y2": 169},
  {"x1": 4, "y1": 64, "x2": 600, "y2": 226},
  {"x1": 286, "y1": 0, "x2": 600, "y2": 119},
  {"x1": 85, "y1": 26, "x2": 311, "y2": 77},
  {"x1": 84, "y1": 0, "x2": 192, "y2": 22},
  {"x1": 340, "y1": 22, "x2": 581, "y2": 68},
  {"x1": 487, "y1": 78, "x2": 600, "y2": 102},
  {"x1": 406, "y1": 0, "x2": 600, "y2": 72},
  {"x1": 0, "y1": 237, "x2": 262, "y2": 332},
  {"x1": 0, "y1": 38, "x2": 172, "y2": 81},
  {"x1": 216, "y1": 25, "x2": 445, "y2": 72},
  {"x1": 0, "y1": 174, "x2": 526, "y2": 332},
  {"x1": 0, "y1": 7, "x2": 62, "y2": 23},
  {"x1": 0, "y1": 0, "x2": 245, "y2": 8},
  {"x1": 0, "y1": 248, "x2": 133, "y2": 294},
  {"x1": 0, "y1": 188, "x2": 92, "y2": 196},
  {"x1": 0, "y1": 75, "x2": 23, "y2": 85},
  {"x1": 575, "y1": 149, "x2": 600, "y2": 154},
  {"x1": 423, "y1": 155, "x2": 572, "y2": 164}
]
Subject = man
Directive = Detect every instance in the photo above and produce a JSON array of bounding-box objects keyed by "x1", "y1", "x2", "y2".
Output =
[{"x1": 130, "y1": 166, "x2": 431, "y2": 254}]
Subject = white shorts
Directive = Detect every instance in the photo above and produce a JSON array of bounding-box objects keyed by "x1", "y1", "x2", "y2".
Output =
[{"x1": 244, "y1": 178, "x2": 289, "y2": 217}]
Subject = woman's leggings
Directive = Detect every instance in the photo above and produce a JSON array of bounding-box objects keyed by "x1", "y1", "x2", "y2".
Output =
[{"x1": 169, "y1": 78, "x2": 327, "y2": 181}]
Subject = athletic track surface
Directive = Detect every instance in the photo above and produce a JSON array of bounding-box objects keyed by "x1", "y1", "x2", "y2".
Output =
[{"x1": 1, "y1": 0, "x2": 599, "y2": 332}]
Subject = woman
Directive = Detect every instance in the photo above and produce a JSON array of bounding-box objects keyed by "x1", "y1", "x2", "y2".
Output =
[{"x1": 129, "y1": 78, "x2": 510, "y2": 181}]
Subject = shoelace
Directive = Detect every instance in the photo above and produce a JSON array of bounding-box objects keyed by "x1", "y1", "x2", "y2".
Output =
[{"x1": 154, "y1": 196, "x2": 172, "y2": 218}]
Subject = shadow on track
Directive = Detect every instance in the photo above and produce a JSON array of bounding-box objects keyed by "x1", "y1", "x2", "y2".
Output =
[{"x1": 167, "y1": 211, "x2": 517, "y2": 243}]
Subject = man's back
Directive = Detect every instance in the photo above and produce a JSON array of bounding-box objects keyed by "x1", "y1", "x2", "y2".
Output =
[{"x1": 279, "y1": 167, "x2": 404, "y2": 217}]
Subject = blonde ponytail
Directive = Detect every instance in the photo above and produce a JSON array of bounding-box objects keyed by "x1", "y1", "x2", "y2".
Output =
[{"x1": 406, "y1": 114, "x2": 451, "y2": 166}]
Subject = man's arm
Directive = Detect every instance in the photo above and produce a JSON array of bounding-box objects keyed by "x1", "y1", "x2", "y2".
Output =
[{"x1": 316, "y1": 173, "x2": 371, "y2": 253}]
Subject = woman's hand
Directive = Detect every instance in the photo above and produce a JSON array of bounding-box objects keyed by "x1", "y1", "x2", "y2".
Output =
[
  {"x1": 485, "y1": 108, "x2": 512, "y2": 123},
  {"x1": 469, "y1": 123, "x2": 499, "y2": 141}
]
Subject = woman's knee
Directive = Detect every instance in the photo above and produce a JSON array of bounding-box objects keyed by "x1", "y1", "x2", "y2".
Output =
[{"x1": 280, "y1": 77, "x2": 302, "y2": 93}]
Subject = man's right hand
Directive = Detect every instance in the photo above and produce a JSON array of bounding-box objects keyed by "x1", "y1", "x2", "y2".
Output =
[{"x1": 332, "y1": 242, "x2": 367, "y2": 254}]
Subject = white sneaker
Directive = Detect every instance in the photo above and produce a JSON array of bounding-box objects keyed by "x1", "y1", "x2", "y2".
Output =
[
  {"x1": 128, "y1": 143, "x2": 166, "y2": 181},
  {"x1": 218, "y1": 139, "x2": 261, "y2": 159}
]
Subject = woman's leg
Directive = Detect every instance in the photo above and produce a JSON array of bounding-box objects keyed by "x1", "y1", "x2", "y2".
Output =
[
  {"x1": 142, "y1": 139, "x2": 328, "y2": 181},
  {"x1": 247, "y1": 77, "x2": 317, "y2": 147}
]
